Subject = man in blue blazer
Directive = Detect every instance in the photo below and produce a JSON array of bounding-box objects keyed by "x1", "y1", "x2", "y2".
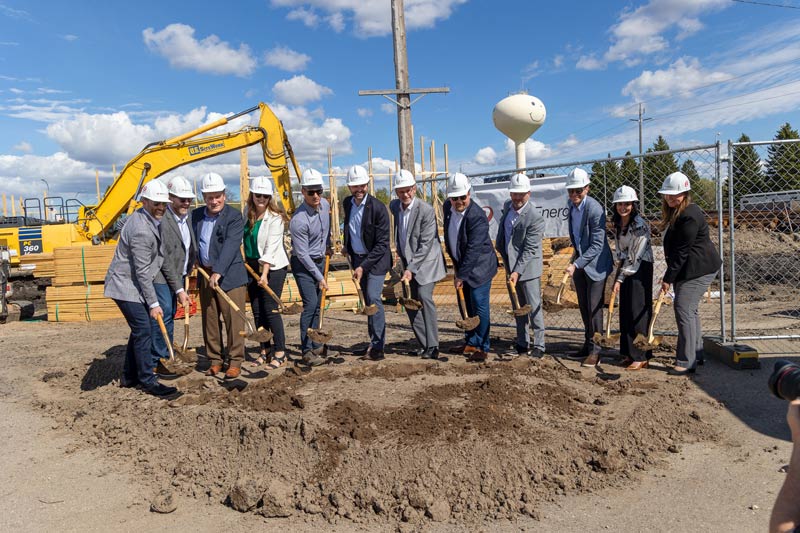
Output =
[
  {"x1": 342, "y1": 164, "x2": 391, "y2": 360},
  {"x1": 564, "y1": 168, "x2": 613, "y2": 366},
  {"x1": 443, "y1": 173, "x2": 498, "y2": 362},
  {"x1": 191, "y1": 172, "x2": 248, "y2": 379}
]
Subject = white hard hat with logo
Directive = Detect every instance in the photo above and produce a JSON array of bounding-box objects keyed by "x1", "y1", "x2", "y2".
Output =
[
  {"x1": 446, "y1": 173, "x2": 471, "y2": 198},
  {"x1": 140, "y1": 179, "x2": 170, "y2": 202},
  {"x1": 564, "y1": 168, "x2": 590, "y2": 189},
  {"x1": 508, "y1": 173, "x2": 531, "y2": 193},
  {"x1": 612, "y1": 185, "x2": 638, "y2": 203},
  {"x1": 346, "y1": 165, "x2": 370, "y2": 186},
  {"x1": 658, "y1": 171, "x2": 691, "y2": 194},
  {"x1": 167, "y1": 175, "x2": 195, "y2": 199},
  {"x1": 393, "y1": 169, "x2": 416, "y2": 189},
  {"x1": 301, "y1": 168, "x2": 324, "y2": 188},
  {"x1": 200, "y1": 172, "x2": 225, "y2": 193},
  {"x1": 250, "y1": 175, "x2": 274, "y2": 196}
]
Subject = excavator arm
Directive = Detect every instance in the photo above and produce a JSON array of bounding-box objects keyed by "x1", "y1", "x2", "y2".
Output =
[{"x1": 78, "y1": 102, "x2": 300, "y2": 243}]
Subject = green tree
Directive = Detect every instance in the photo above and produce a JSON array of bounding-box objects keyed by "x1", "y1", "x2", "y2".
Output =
[
  {"x1": 619, "y1": 151, "x2": 640, "y2": 189},
  {"x1": 731, "y1": 133, "x2": 763, "y2": 204},
  {"x1": 374, "y1": 187, "x2": 391, "y2": 205},
  {"x1": 765, "y1": 122, "x2": 800, "y2": 192},
  {"x1": 681, "y1": 159, "x2": 715, "y2": 210},
  {"x1": 643, "y1": 136, "x2": 679, "y2": 215}
]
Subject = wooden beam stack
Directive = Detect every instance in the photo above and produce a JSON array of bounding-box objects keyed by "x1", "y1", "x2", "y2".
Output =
[{"x1": 46, "y1": 244, "x2": 121, "y2": 322}]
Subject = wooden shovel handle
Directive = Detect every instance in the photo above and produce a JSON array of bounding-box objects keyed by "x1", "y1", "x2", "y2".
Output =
[
  {"x1": 605, "y1": 290, "x2": 616, "y2": 337},
  {"x1": 403, "y1": 278, "x2": 412, "y2": 299},
  {"x1": 156, "y1": 314, "x2": 175, "y2": 361},
  {"x1": 183, "y1": 276, "x2": 191, "y2": 326},
  {"x1": 197, "y1": 267, "x2": 243, "y2": 314},
  {"x1": 318, "y1": 255, "x2": 330, "y2": 328},
  {"x1": 243, "y1": 262, "x2": 284, "y2": 308},
  {"x1": 456, "y1": 286, "x2": 468, "y2": 319},
  {"x1": 507, "y1": 276, "x2": 522, "y2": 310},
  {"x1": 647, "y1": 291, "x2": 666, "y2": 339}
]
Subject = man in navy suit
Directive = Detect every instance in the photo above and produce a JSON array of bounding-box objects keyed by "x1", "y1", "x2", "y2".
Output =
[
  {"x1": 564, "y1": 168, "x2": 613, "y2": 367},
  {"x1": 342, "y1": 165, "x2": 391, "y2": 360},
  {"x1": 443, "y1": 173, "x2": 498, "y2": 362},
  {"x1": 191, "y1": 172, "x2": 249, "y2": 379}
]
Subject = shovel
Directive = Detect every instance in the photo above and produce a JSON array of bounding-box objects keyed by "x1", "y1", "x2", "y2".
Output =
[
  {"x1": 196, "y1": 268, "x2": 273, "y2": 343},
  {"x1": 180, "y1": 276, "x2": 191, "y2": 355},
  {"x1": 307, "y1": 255, "x2": 333, "y2": 344},
  {"x1": 593, "y1": 290, "x2": 621, "y2": 349},
  {"x1": 505, "y1": 276, "x2": 532, "y2": 317},
  {"x1": 243, "y1": 262, "x2": 302, "y2": 315},
  {"x1": 543, "y1": 271, "x2": 572, "y2": 312},
  {"x1": 455, "y1": 286, "x2": 480, "y2": 331},
  {"x1": 155, "y1": 313, "x2": 175, "y2": 362},
  {"x1": 633, "y1": 291, "x2": 666, "y2": 351},
  {"x1": 346, "y1": 255, "x2": 378, "y2": 316},
  {"x1": 399, "y1": 279, "x2": 422, "y2": 310}
]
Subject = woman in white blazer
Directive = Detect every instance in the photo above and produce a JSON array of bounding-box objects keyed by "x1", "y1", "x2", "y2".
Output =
[{"x1": 243, "y1": 175, "x2": 290, "y2": 368}]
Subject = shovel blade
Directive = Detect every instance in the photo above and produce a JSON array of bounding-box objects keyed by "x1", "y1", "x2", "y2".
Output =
[
  {"x1": 455, "y1": 316, "x2": 480, "y2": 331},
  {"x1": 363, "y1": 304, "x2": 379, "y2": 316},
  {"x1": 513, "y1": 304, "x2": 532, "y2": 316},
  {"x1": 280, "y1": 303, "x2": 303, "y2": 315},
  {"x1": 399, "y1": 298, "x2": 422, "y2": 311},
  {"x1": 250, "y1": 327, "x2": 274, "y2": 343},
  {"x1": 633, "y1": 333, "x2": 662, "y2": 351},
  {"x1": 307, "y1": 327, "x2": 333, "y2": 344},
  {"x1": 593, "y1": 331, "x2": 620, "y2": 349}
]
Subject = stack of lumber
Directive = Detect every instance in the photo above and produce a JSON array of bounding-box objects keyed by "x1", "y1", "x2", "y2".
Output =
[
  {"x1": 282, "y1": 269, "x2": 362, "y2": 311},
  {"x1": 19, "y1": 253, "x2": 55, "y2": 278},
  {"x1": 46, "y1": 245, "x2": 121, "y2": 322}
]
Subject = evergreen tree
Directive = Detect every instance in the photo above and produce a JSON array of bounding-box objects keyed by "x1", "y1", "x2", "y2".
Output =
[
  {"x1": 731, "y1": 133, "x2": 763, "y2": 204},
  {"x1": 603, "y1": 155, "x2": 623, "y2": 201},
  {"x1": 619, "y1": 151, "x2": 639, "y2": 187},
  {"x1": 681, "y1": 159, "x2": 715, "y2": 210},
  {"x1": 643, "y1": 136, "x2": 679, "y2": 215},
  {"x1": 765, "y1": 123, "x2": 800, "y2": 192}
]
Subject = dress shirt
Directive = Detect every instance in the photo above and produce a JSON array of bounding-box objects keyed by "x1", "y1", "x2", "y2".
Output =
[
  {"x1": 447, "y1": 208, "x2": 465, "y2": 262},
  {"x1": 398, "y1": 198, "x2": 415, "y2": 259},
  {"x1": 289, "y1": 198, "x2": 331, "y2": 281},
  {"x1": 168, "y1": 205, "x2": 192, "y2": 277},
  {"x1": 504, "y1": 201, "x2": 528, "y2": 258},
  {"x1": 198, "y1": 209, "x2": 219, "y2": 267},
  {"x1": 348, "y1": 194, "x2": 368, "y2": 255},
  {"x1": 570, "y1": 197, "x2": 586, "y2": 256}
]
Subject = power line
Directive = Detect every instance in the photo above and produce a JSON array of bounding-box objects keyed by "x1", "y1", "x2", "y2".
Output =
[
  {"x1": 732, "y1": 0, "x2": 800, "y2": 9},
  {"x1": 651, "y1": 88, "x2": 800, "y2": 121}
]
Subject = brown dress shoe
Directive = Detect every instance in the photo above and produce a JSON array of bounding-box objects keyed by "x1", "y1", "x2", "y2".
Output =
[
  {"x1": 626, "y1": 360, "x2": 648, "y2": 371},
  {"x1": 205, "y1": 365, "x2": 223, "y2": 376},
  {"x1": 225, "y1": 366, "x2": 241, "y2": 379},
  {"x1": 450, "y1": 344, "x2": 478, "y2": 355},
  {"x1": 581, "y1": 353, "x2": 600, "y2": 367},
  {"x1": 467, "y1": 350, "x2": 488, "y2": 363}
]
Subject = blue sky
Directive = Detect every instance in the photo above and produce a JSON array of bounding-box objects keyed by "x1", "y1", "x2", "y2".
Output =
[{"x1": 1, "y1": 0, "x2": 799, "y2": 203}]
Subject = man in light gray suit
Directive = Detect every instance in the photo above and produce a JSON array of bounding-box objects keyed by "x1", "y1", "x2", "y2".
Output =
[
  {"x1": 104, "y1": 180, "x2": 178, "y2": 398},
  {"x1": 390, "y1": 169, "x2": 446, "y2": 359},
  {"x1": 150, "y1": 176, "x2": 196, "y2": 370},
  {"x1": 495, "y1": 173, "x2": 546, "y2": 358}
]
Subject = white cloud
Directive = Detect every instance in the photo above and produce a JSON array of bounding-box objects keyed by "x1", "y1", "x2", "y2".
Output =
[
  {"x1": 553, "y1": 55, "x2": 564, "y2": 69},
  {"x1": 0, "y1": 153, "x2": 106, "y2": 199},
  {"x1": 474, "y1": 146, "x2": 497, "y2": 166},
  {"x1": 356, "y1": 108, "x2": 372, "y2": 118},
  {"x1": 272, "y1": 75, "x2": 333, "y2": 106},
  {"x1": 506, "y1": 138, "x2": 551, "y2": 161},
  {"x1": 521, "y1": 61, "x2": 539, "y2": 83},
  {"x1": 0, "y1": 4, "x2": 31, "y2": 20},
  {"x1": 62, "y1": 34, "x2": 78, "y2": 42},
  {"x1": 380, "y1": 102, "x2": 394, "y2": 114},
  {"x1": 12, "y1": 141, "x2": 32, "y2": 153},
  {"x1": 266, "y1": 102, "x2": 352, "y2": 162},
  {"x1": 0, "y1": 41, "x2": 19, "y2": 46},
  {"x1": 8, "y1": 87, "x2": 23, "y2": 94},
  {"x1": 271, "y1": 0, "x2": 467, "y2": 37},
  {"x1": 264, "y1": 45, "x2": 311, "y2": 72},
  {"x1": 558, "y1": 135, "x2": 579, "y2": 149},
  {"x1": 0, "y1": 98, "x2": 88, "y2": 122},
  {"x1": 622, "y1": 57, "x2": 732, "y2": 101},
  {"x1": 576, "y1": 55, "x2": 605, "y2": 71},
  {"x1": 142, "y1": 23, "x2": 257, "y2": 76}
]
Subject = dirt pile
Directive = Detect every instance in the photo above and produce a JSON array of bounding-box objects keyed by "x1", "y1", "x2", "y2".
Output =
[{"x1": 37, "y1": 353, "x2": 720, "y2": 526}]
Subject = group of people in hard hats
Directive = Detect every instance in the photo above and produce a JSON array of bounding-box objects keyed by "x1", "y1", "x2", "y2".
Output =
[{"x1": 105, "y1": 161, "x2": 720, "y2": 397}]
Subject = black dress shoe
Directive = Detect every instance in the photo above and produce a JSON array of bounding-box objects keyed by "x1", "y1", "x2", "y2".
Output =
[
  {"x1": 408, "y1": 348, "x2": 426, "y2": 357},
  {"x1": 120, "y1": 378, "x2": 139, "y2": 388},
  {"x1": 368, "y1": 349, "x2": 385, "y2": 361},
  {"x1": 353, "y1": 346, "x2": 371, "y2": 356},
  {"x1": 143, "y1": 383, "x2": 178, "y2": 397},
  {"x1": 421, "y1": 347, "x2": 439, "y2": 360},
  {"x1": 667, "y1": 366, "x2": 696, "y2": 376},
  {"x1": 531, "y1": 348, "x2": 545, "y2": 358}
]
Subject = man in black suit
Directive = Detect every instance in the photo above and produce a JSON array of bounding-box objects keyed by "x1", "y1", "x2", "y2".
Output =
[
  {"x1": 342, "y1": 165, "x2": 391, "y2": 360},
  {"x1": 191, "y1": 172, "x2": 248, "y2": 379},
  {"x1": 443, "y1": 173, "x2": 498, "y2": 362}
]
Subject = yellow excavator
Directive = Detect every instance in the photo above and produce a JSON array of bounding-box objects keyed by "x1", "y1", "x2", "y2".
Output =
[{"x1": 0, "y1": 102, "x2": 301, "y2": 265}]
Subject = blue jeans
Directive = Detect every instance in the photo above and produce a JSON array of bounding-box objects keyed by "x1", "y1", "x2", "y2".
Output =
[
  {"x1": 352, "y1": 255, "x2": 386, "y2": 351},
  {"x1": 291, "y1": 256, "x2": 323, "y2": 353},
  {"x1": 114, "y1": 299, "x2": 158, "y2": 388},
  {"x1": 150, "y1": 283, "x2": 175, "y2": 365},
  {"x1": 462, "y1": 278, "x2": 492, "y2": 351}
]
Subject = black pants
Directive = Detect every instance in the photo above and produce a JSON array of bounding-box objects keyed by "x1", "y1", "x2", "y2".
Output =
[
  {"x1": 619, "y1": 261, "x2": 653, "y2": 361},
  {"x1": 245, "y1": 258, "x2": 287, "y2": 353},
  {"x1": 573, "y1": 269, "x2": 606, "y2": 355}
]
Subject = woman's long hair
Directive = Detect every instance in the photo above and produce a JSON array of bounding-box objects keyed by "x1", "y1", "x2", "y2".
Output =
[
  {"x1": 612, "y1": 201, "x2": 640, "y2": 234},
  {"x1": 659, "y1": 191, "x2": 692, "y2": 231},
  {"x1": 246, "y1": 192, "x2": 289, "y2": 230}
]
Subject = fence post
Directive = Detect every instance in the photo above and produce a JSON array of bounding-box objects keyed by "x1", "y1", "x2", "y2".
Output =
[
  {"x1": 715, "y1": 141, "x2": 726, "y2": 341},
  {"x1": 727, "y1": 140, "x2": 737, "y2": 341}
]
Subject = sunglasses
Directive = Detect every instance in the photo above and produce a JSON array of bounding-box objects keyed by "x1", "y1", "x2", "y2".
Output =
[
  {"x1": 567, "y1": 188, "x2": 584, "y2": 195},
  {"x1": 304, "y1": 189, "x2": 323, "y2": 196},
  {"x1": 253, "y1": 193, "x2": 270, "y2": 199},
  {"x1": 451, "y1": 195, "x2": 467, "y2": 201}
]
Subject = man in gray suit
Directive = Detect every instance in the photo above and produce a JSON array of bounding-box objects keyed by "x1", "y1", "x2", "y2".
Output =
[
  {"x1": 495, "y1": 173, "x2": 546, "y2": 358},
  {"x1": 104, "y1": 180, "x2": 178, "y2": 397},
  {"x1": 390, "y1": 169, "x2": 446, "y2": 359},
  {"x1": 564, "y1": 168, "x2": 613, "y2": 366},
  {"x1": 150, "y1": 176, "x2": 196, "y2": 371}
]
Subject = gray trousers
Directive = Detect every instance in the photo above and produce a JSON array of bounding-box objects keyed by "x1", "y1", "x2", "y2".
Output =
[
  {"x1": 406, "y1": 278, "x2": 438, "y2": 349},
  {"x1": 673, "y1": 272, "x2": 717, "y2": 369},
  {"x1": 573, "y1": 269, "x2": 606, "y2": 355},
  {"x1": 515, "y1": 277, "x2": 545, "y2": 351}
]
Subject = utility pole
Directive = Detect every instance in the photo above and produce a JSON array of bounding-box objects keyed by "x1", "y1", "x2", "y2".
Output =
[
  {"x1": 358, "y1": 0, "x2": 448, "y2": 175},
  {"x1": 630, "y1": 102, "x2": 652, "y2": 216}
]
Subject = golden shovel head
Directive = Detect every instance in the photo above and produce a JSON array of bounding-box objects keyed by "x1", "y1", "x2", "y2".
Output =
[
  {"x1": 240, "y1": 326, "x2": 273, "y2": 343},
  {"x1": 593, "y1": 331, "x2": 621, "y2": 349},
  {"x1": 280, "y1": 302, "x2": 303, "y2": 315},
  {"x1": 455, "y1": 316, "x2": 480, "y2": 330},
  {"x1": 361, "y1": 304, "x2": 379, "y2": 316},
  {"x1": 633, "y1": 333, "x2": 663, "y2": 351},
  {"x1": 507, "y1": 304, "x2": 532, "y2": 317},
  {"x1": 307, "y1": 327, "x2": 333, "y2": 344}
]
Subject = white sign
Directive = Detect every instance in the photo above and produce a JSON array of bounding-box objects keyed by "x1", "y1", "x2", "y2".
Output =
[{"x1": 471, "y1": 174, "x2": 570, "y2": 239}]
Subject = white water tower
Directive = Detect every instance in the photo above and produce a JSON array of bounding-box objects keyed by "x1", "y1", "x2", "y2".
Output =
[{"x1": 492, "y1": 93, "x2": 546, "y2": 170}]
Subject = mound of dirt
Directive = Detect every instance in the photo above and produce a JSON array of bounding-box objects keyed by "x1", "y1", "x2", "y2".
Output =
[{"x1": 37, "y1": 354, "x2": 720, "y2": 526}]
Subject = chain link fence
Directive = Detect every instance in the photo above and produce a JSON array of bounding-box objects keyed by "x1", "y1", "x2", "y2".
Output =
[{"x1": 728, "y1": 138, "x2": 800, "y2": 345}]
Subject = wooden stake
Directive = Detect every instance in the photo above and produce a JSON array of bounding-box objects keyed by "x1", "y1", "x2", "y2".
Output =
[
  {"x1": 95, "y1": 170, "x2": 101, "y2": 204},
  {"x1": 327, "y1": 147, "x2": 340, "y2": 251},
  {"x1": 368, "y1": 147, "x2": 375, "y2": 196},
  {"x1": 11, "y1": 195, "x2": 16, "y2": 217},
  {"x1": 2, "y1": 193, "x2": 6, "y2": 217},
  {"x1": 419, "y1": 135, "x2": 426, "y2": 200}
]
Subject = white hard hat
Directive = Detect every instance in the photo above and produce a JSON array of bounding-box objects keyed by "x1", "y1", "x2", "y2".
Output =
[
  {"x1": 167, "y1": 175, "x2": 194, "y2": 199},
  {"x1": 393, "y1": 169, "x2": 416, "y2": 190},
  {"x1": 200, "y1": 172, "x2": 225, "y2": 193},
  {"x1": 612, "y1": 185, "x2": 638, "y2": 203},
  {"x1": 658, "y1": 171, "x2": 691, "y2": 195},
  {"x1": 346, "y1": 165, "x2": 370, "y2": 186},
  {"x1": 564, "y1": 168, "x2": 590, "y2": 189},
  {"x1": 301, "y1": 168, "x2": 324, "y2": 188},
  {"x1": 508, "y1": 173, "x2": 531, "y2": 193},
  {"x1": 250, "y1": 175, "x2": 274, "y2": 196},
  {"x1": 446, "y1": 173, "x2": 471, "y2": 198},
  {"x1": 140, "y1": 179, "x2": 169, "y2": 203}
]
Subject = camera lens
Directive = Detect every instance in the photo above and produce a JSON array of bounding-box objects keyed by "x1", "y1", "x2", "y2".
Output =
[{"x1": 768, "y1": 360, "x2": 800, "y2": 401}]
